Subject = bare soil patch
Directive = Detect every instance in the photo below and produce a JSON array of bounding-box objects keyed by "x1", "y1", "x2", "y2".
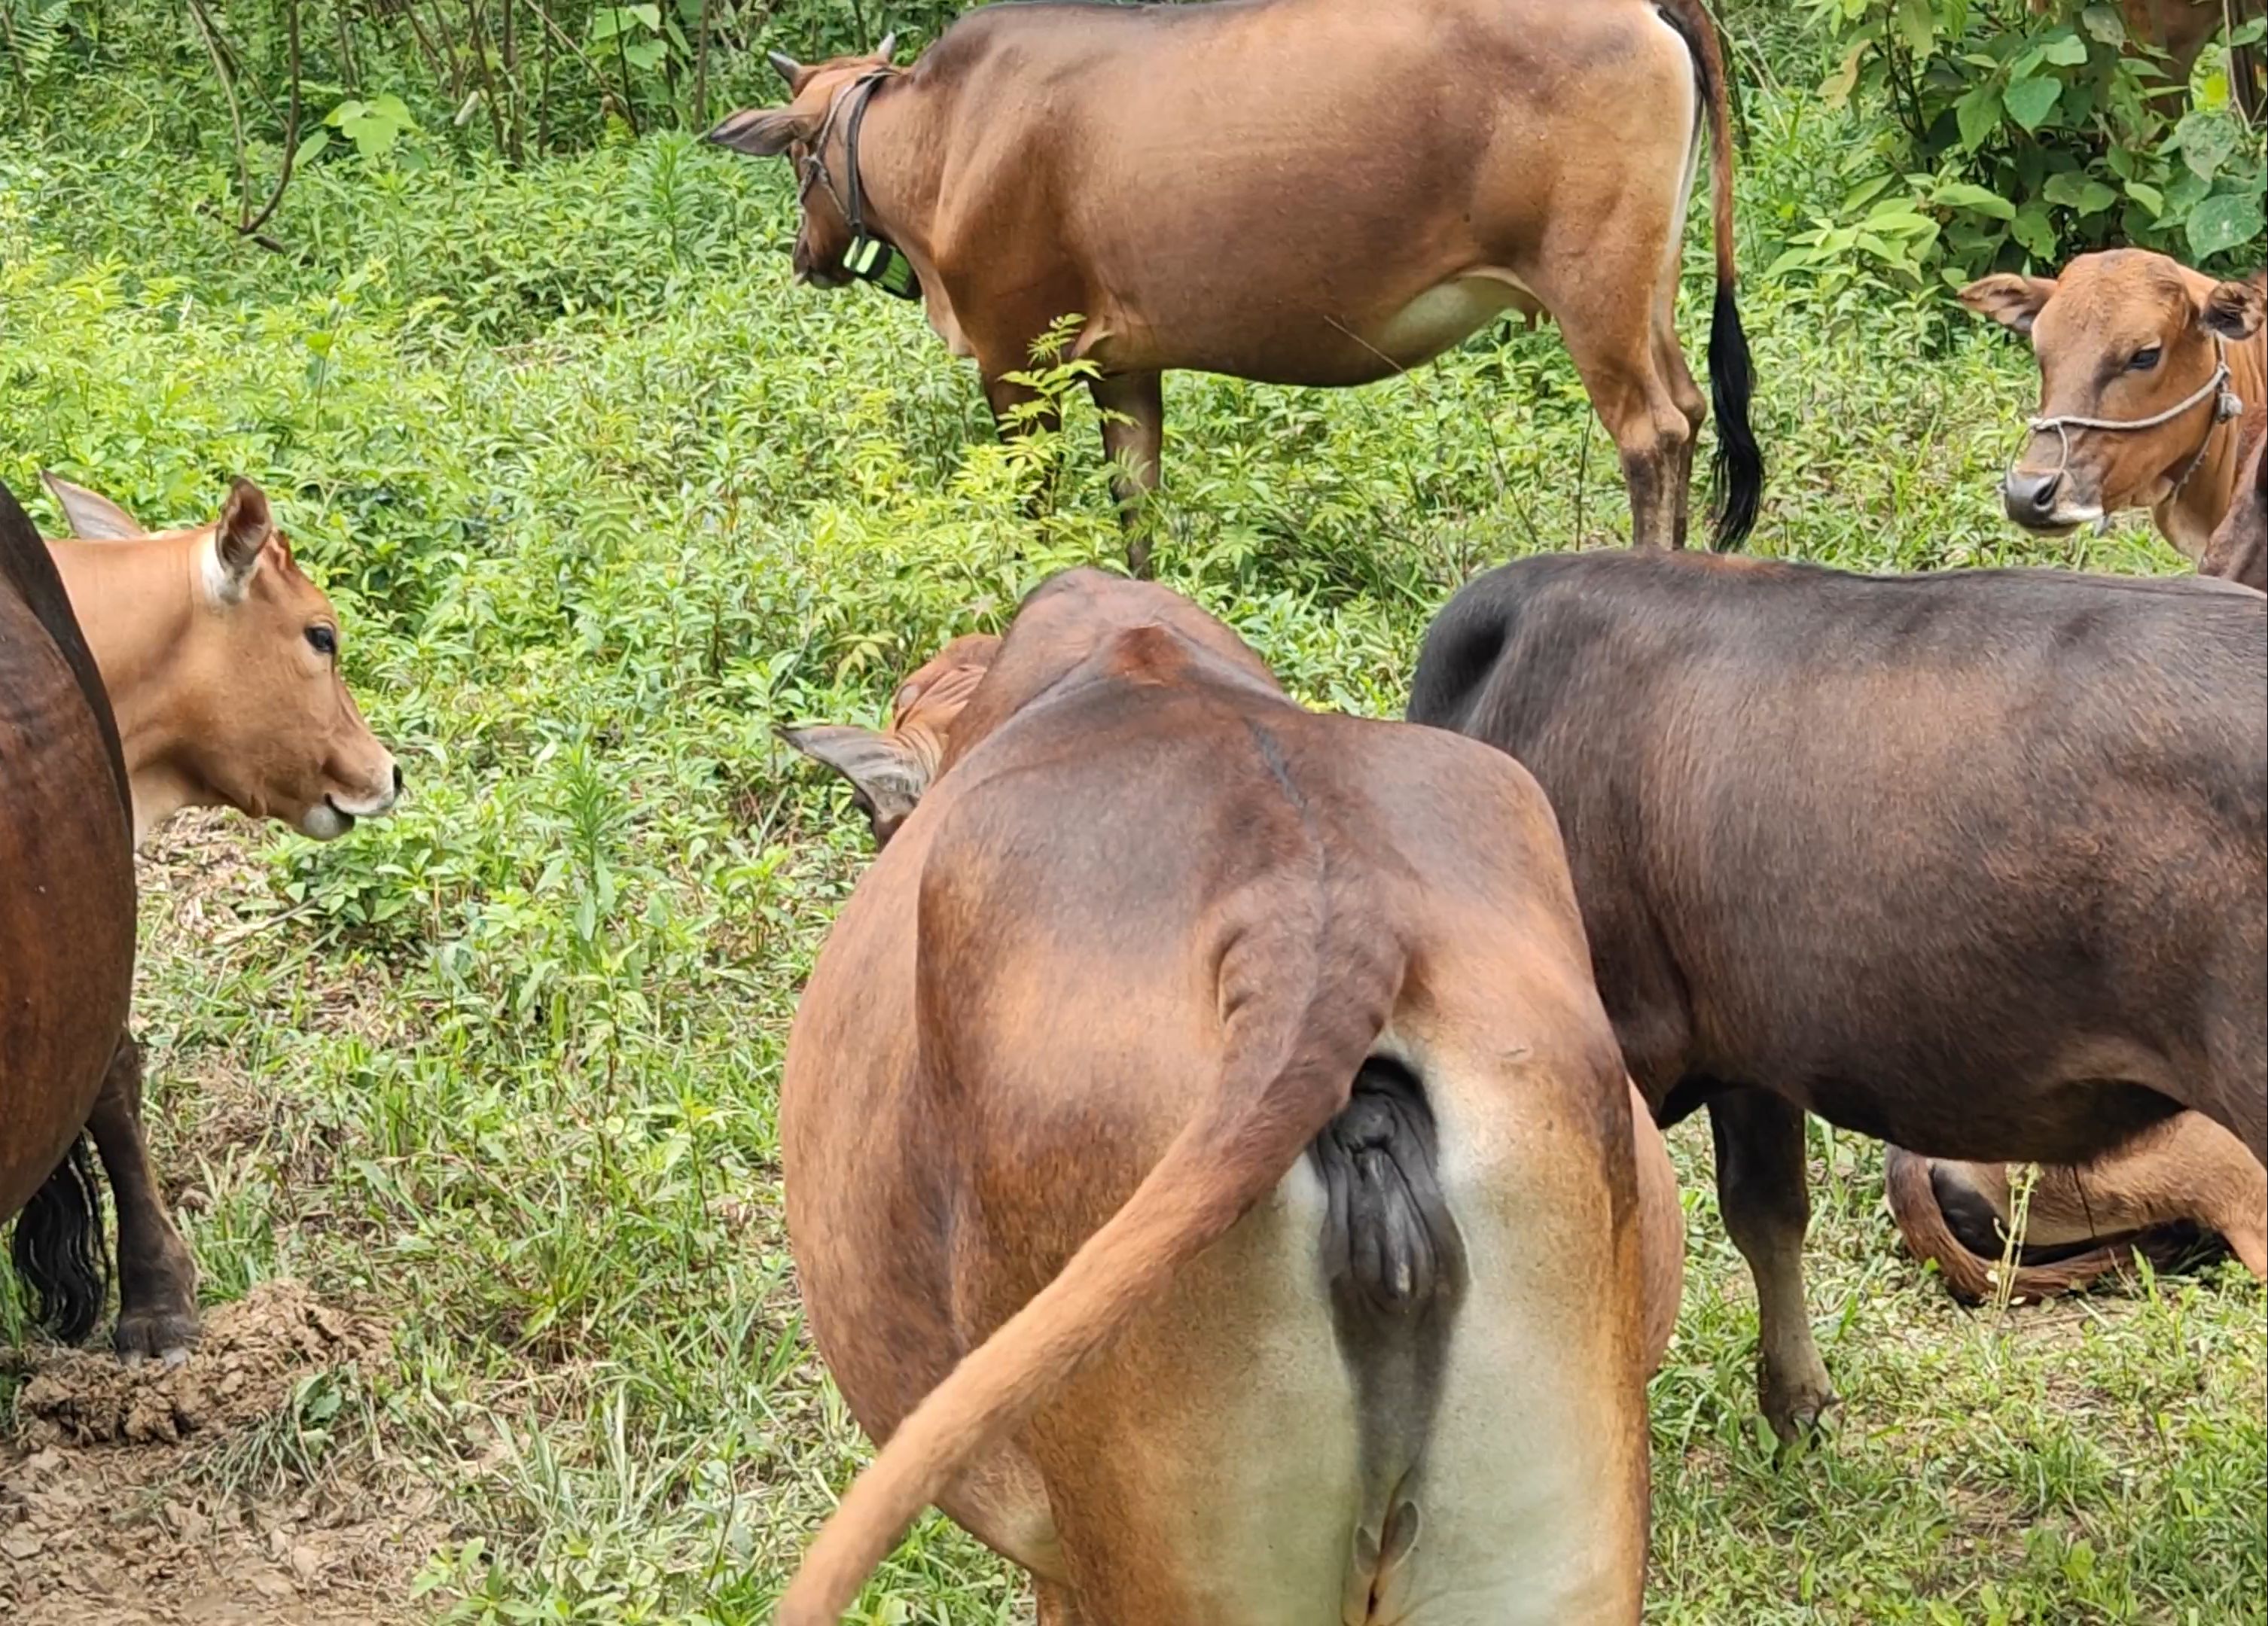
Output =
[{"x1": 1, "y1": 1283, "x2": 434, "y2": 1626}]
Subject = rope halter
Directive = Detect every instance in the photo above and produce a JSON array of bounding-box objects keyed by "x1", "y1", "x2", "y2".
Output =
[{"x1": 2018, "y1": 336, "x2": 2245, "y2": 506}]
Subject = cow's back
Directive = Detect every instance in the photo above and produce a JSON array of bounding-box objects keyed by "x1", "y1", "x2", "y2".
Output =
[
  {"x1": 0, "y1": 483, "x2": 137, "y2": 1219},
  {"x1": 1410, "y1": 553, "x2": 2267, "y2": 1158}
]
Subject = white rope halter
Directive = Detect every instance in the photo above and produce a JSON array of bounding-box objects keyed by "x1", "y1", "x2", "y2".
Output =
[{"x1": 2020, "y1": 336, "x2": 2245, "y2": 504}]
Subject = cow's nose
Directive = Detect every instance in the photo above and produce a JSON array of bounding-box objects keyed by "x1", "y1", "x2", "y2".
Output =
[{"x1": 2003, "y1": 467, "x2": 2064, "y2": 526}]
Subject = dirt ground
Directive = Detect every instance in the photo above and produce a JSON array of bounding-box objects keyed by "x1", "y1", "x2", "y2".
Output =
[{"x1": 1, "y1": 1283, "x2": 431, "y2": 1626}]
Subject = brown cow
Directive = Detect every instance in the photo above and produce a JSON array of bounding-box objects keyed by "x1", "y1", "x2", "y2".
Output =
[
  {"x1": 1409, "y1": 550, "x2": 2265, "y2": 1441},
  {"x1": 771, "y1": 569, "x2": 1683, "y2": 1624},
  {"x1": 7, "y1": 473, "x2": 401, "y2": 1360},
  {"x1": 709, "y1": 0, "x2": 1762, "y2": 570},
  {"x1": 0, "y1": 483, "x2": 138, "y2": 1352},
  {"x1": 1885, "y1": 1112, "x2": 2266, "y2": 1303},
  {"x1": 1962, "y1": 253, "x2": 2264, "y2": 560}
]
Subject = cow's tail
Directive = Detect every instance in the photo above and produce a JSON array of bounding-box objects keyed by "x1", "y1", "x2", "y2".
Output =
[
  {"x1": 1883, "y1": 1148, "x2": 2178, "y2": 1305},
  {"x1": 1660, "y1": 0, "x2": 1761, "y2": 550},
  {"x1": 774, "y1": 866, "x2": 1401, "y2": 1625},
  {"x1": 10, "y1": 1134, "x2": 111, "y2": 1343}
]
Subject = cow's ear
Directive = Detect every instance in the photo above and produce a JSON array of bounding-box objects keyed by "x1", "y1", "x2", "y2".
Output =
[
  {"x1": 40, "y1": 472, "x2": 146, "y2": 540},
  {"x1": 2200, "y1": 277, "x2": 2265, "y2": 343},
  {"x1": 706, "y1": 104, "x2": 822, "y2": 157},
  {"x1": 209, "y1": 477, "x2": 273, "y2": 603},
  {"x1": 1959, "y1": 273, "x2": 2057, "y2": 336},
  {"x1": 782, "y1": 724, "x2": 931, "y2": 843}
]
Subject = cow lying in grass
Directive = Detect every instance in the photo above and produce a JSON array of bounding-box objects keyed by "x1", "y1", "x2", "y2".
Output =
[
  {"x1": 709, "y1": 0, "x2": 1762, "y2": 568},
  {"x1": 7, "y1": 475, "x2": 398, "y2": 1361},
  {"x1": 1962, "y1": 252, "x2": 2263, "y2": 563},
  {"x1": 773, "y1": 570, "x2": 1682, "y2": 1624},
  {"x1": 1885, "y1": 1112, "x2": 2265, "y2": 1303},
  {"x1": 1410, "y1": 550, "x2": 2264, "y2": 1441}
]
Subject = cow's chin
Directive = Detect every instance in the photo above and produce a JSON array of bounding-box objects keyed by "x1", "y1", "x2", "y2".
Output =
[
  {"x1": 298, "y1": 800, "x2": 355, "y2": 841},
  {"x1": 2013, "y1": 503, "x2": 2106, "y2": 537}
]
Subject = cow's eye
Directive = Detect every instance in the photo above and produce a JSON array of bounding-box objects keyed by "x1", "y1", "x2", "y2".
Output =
[
  {"x1": 2128, "y1": 345, "x2": 2162, "y2": 372},
  {"x1": 306, "y1": 625, "x2": 337, "y2": 657}
]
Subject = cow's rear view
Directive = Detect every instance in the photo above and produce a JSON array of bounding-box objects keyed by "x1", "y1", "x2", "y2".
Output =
[{"x1": 772, "y1": 569, "x2": 1681, "y2": 1623}]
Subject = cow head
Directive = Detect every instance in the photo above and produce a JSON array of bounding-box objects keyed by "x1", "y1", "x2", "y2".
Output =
[
  {"x1": 783, "y1": 632, "x2": 1000, "y2": 845},
  {"x1": 44, "y1": 473, "x2": 402, "y2": 842},
  {"x1": 706, "y1": 38, "x2": 899, "y2": 290},
  {"x1": 1962, "y1": 251, "x2": 2263, "y2": 533}
]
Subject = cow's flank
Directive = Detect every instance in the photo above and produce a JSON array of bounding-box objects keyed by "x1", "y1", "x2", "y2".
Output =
[{"x1": 711, "y1": 0, "x2": 1760, "y2": 565}]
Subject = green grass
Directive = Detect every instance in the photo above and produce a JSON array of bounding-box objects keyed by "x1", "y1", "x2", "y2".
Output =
[{"x1": 2, "y1": 31, "x2": 2259, "y2": 1626}]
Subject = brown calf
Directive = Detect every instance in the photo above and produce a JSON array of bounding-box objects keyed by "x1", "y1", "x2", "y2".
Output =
[
  {"x1": 710, "y1": 0, "x2": 1761, "y2": 567},
  {"x1": 1, "y1": 483, "x2": 137, "y2": 1347},
  {"x1": 773, "y1": 571, "x2": 1682, "y2": 1624},
  {"x1": 8, "y1": 474, "x2": 400, "y2": 1360},
  {"x1": 1962, "y1": 253, "x2": 2264, "y2": 559},
  {"x1": 1885, "y1": 1112, "x2": 2266, "y2": 1303}
]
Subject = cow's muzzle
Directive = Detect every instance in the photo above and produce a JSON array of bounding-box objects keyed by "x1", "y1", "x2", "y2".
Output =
[{"x1": 2001, "y1": 467, "x2": 2096, "y2": 533}]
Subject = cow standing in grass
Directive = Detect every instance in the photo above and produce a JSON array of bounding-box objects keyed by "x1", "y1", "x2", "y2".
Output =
[
  {"x1": 708, "y1": 0, "x2": 1762, "y2": 572},
  {"x1": 6, "y1": 476, "x2": 401, "y2": 1361}
]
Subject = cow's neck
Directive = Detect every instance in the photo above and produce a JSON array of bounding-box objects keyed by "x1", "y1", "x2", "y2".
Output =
[
  {"x1": 47, "y1": 531, "x2": 218, "y2": 844},
  {"x1": 2157, "y1": 339, "x2": 2267, "y2": 559},
  {"x1": 849, "y1": 88, "x2": 945, "y2": 295}
]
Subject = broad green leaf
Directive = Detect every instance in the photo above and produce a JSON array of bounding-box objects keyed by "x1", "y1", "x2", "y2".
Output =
[
  {"x1": 2036, "y1": 32, "x2": 2088, "y2": 68},
  {"x1": 2173, "y1": 108, "x2": 2239, "y2": 181},
  {"x1": 2125, "y1": 179, "x2": 2164, "y2": 215},
  {"x1": 1934, "y1": 181, "x2": 2016, "y2": 221},
  {"x1": 1954, "y1": 83, "x2": 2002, "y2": 150},
  {"x1": 1895, "y1": 0, "x2": 1934, "y2": 59},
  {"x1": 293, "y1": 126, "x2": 332, "y2": 166},
  {"x1": 623, "y1": 38, "x2": 667, "y2": 69},
  {"x1": 2042, "y1": 172, "x2": 2116, "y2": 215},
  {"x1": 2081, "y1": 4, "x2": 2124, "y2": 43},
  {"x1": 2005, "y1": 75, "x2": 2060, "y2": 131},
  {"x1": 2187, "y1": 190, "x2": 2266, "y2": 260},
  {"x1": 2012, "y1": 199, "x2": 2057, "y2": 257}
]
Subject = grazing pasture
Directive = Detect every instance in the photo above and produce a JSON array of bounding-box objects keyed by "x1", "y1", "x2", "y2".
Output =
[{"x1": 1, "y1": 6, "x2": 2262, "y2": 1624}]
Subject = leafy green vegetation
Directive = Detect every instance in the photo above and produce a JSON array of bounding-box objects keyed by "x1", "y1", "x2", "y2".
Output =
[
  {"x1": 2, "y1": 4, "x2": 2261, "y2": 1624},
  {"x1": 1780, "y1": 0, "x2": 2264, "y2": 286}
]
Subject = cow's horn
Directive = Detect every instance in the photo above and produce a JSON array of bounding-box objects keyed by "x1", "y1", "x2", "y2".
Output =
[
  {"x1": 873, "y1": 32, "x2": 896, "y2": 62},
  {"x1": 767, "y1": 49, "x2": 803, "y2": 85}
]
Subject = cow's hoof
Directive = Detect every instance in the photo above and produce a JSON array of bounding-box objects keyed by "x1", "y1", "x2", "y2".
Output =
[
  {"x1": 114, "y1": 1309, "x2": 200, "y2": 1366},
  {"x1": 1759, "y1": 1360, "x2": 1840, "y2": 1446}
]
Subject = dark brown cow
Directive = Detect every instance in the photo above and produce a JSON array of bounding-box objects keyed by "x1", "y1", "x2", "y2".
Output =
[
  {"x1": 0, "y1": 482, "x2": 138, "y2": 1346},
  {"x1": 772, "y1": 570, "x2": 1684, "y2": 1624},
  {"x1": 1885, "y1": 1111, "x2": 2266, "y2": 1303},
  {"x1": 1962, "y1": 254, "x2": 2264, "y2": 559},
  {"x1": 709, "y1": 0, "x2": 1762, "y2": 569},
  {"x1": 1408, "y1": 550, "x2": 2265, "y2": 1440}
]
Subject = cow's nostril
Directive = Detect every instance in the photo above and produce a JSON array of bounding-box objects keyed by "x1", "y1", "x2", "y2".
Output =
[{"x1": 2003, "y1": 469, "x2": 2064, "y2": 524}]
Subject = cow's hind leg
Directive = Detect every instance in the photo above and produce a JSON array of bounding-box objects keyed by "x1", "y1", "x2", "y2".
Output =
[
  {"x1": 1549, "y1": 285, "x2": 1695, "y2": 552},
  {"x1": 1651, "y1": 292, "x2": 1709, "y2": 549},
  {"x1": 1710, "y1": 1089, "x2": 1836, "y2": 1442},
  {"x1": 89, "y1": 1034, "x2": 200, "y2": 1362},
  {"x1": 1091, "y1": 370, "x2": 1164, "y2": 578}
]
